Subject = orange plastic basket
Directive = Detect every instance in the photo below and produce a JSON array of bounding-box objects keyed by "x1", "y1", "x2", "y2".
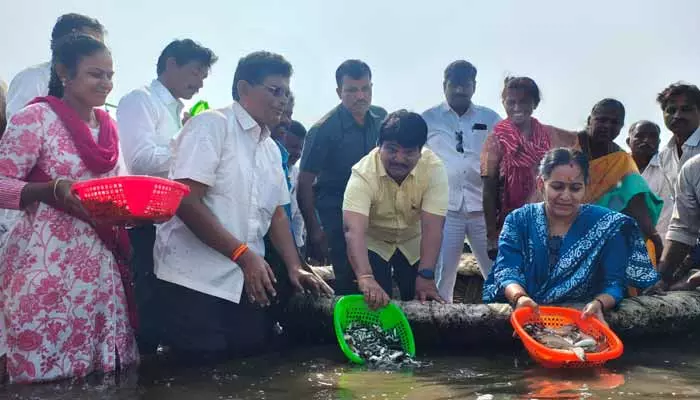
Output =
[
  {"x1": 510, "y1": 306, "x2": 623, "y2": 368},
  {"x1": 72, "y1": 176, "x2": 190, "y2": 225}
]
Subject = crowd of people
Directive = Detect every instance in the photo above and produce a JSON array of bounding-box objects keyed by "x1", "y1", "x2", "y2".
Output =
[{"x1": 0, "y1": 12, "x2": 699, "y2": 384}]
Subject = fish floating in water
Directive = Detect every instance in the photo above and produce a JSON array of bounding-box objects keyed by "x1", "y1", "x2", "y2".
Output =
[
  {"x1": 523, "y1": 322, "x2": 606, "y2": 361},
  {"x1": 343, "y1": 322, "x2": 422, "y2": 369}
]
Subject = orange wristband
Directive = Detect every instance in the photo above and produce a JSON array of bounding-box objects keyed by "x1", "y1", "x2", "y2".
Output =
[{"x1": 231, "y1": 244, "x2": 249, "y2": 262}]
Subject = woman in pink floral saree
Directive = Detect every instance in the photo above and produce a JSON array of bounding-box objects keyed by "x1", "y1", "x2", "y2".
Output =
[{"x1": 0, "y1": 34, "x2": 138, "y2": 383}]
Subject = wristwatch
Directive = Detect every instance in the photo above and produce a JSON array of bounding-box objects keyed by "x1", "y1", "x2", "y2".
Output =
[{"x1": 416, "y1": 269, "x2": 435, "y2": 280}]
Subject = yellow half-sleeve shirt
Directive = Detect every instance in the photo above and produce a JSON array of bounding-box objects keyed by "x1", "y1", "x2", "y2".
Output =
[{"x1": 342, "y1": 147, "x2": 448, "y2": 264}]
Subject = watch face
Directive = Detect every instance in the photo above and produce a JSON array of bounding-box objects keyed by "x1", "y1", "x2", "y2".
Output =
[{"x1": 418, "y1": 269, "x2": 434, "y2": 279}]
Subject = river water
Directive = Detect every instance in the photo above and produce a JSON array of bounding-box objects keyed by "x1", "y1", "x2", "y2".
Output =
[{"x1": 3, "y1": 333, "x2": 700, "y2": 400}]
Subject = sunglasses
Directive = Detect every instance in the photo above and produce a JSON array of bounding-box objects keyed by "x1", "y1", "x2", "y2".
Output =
[
  {"x1": 261, "y1": 84, "x2": 291, "y2": 99},
  {"x1": 455, "y1": 131, "x2": 464, "y2": 153}
]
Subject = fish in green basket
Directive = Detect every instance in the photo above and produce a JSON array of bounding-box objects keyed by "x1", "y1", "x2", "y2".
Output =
[{"x1": 344, "y1": 322, "x2": 422, "y2": 369}]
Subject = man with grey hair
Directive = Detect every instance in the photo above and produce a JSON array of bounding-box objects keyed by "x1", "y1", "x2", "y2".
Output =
[{"x1": 627, "y1": 120, "x2": 669, "y2": 236}]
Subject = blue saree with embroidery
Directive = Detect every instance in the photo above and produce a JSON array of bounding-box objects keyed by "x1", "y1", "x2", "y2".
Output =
[{"x1": 482, "y1": 203, "x2": 659, "y2": 304}]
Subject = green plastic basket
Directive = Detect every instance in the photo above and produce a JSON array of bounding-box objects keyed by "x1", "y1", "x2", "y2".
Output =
[{"x1": 333, "y1": 295, "x2": 416, "y2": 364}]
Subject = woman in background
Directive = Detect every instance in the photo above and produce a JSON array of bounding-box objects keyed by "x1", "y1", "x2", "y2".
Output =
[
  {"x1": 579, "y1": 98, "x2": 663, "y2": 265},
  {"x1": 481, "y1": 77, "x2": 578, "y2": 258}
]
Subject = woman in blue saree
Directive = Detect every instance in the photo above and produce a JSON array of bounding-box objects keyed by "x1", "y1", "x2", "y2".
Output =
[{"x1": 483, "y1": 148, "x2": 659, "y2": 322}]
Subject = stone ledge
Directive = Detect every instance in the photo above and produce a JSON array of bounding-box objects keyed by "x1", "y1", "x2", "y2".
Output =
[{"x1": 283, "y1": 292, "x2": 700, "y2": 348}]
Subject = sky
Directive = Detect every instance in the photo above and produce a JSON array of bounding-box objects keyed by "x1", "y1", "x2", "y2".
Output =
[{"x1": 2, "y1": 0, "x2": 700, "y2": 147}]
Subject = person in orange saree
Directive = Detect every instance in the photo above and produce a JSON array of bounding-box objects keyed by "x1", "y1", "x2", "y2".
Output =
[
  {"x1": 578, "y1": 99, "x2": 664, "y2": 264},
  {"x1": 481, "y1": 77, "x2": 578, "y2": 259}
]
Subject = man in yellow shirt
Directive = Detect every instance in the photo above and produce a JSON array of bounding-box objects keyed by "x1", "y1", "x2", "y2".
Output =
[{"x1": 343, "y1": 110, "x2": 449, "y2": 309}]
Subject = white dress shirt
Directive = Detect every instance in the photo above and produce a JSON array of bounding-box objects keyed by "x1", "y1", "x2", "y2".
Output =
[
  {"x1": 422, "y1": 102, "x2": 501, "y2": 212},
  {"x1": 153, "y1": 102, "x2": 290, "y2": 303},
  {"x1": 658, "y1": 126, "x2": 700, "y2": 188},
  {"x1": 650, "y1": 126, "x2": 700, "y2": 237},
  {"x1": 288, "y1": 163, "x2": 305, "y2": 246},
  {"x1": 641, "y1": 153, "x2": 674, "y2": 238},
  {"x1": 116, "y1": 79, "x2": 184, "y2": 177},
  {"x1": 667, "y1": 153, "x2": 700, "y2": 246},
  {"x1": 5, "y1": 62, "x2": 51, "y2": 120}
]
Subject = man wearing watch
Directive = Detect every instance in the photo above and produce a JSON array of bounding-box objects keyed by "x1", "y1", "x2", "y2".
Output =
[{"x1": 343, "y1": 110, "x2": 448, "y2": 309}]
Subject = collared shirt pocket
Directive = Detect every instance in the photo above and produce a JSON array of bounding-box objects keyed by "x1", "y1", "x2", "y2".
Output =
[{"x1": 466, "y1": 123, "x2": 490, "y2": 154}]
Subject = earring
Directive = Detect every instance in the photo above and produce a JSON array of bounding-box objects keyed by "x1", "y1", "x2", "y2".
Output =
[{"x1": 61, "y1": 79, "x2": 67, "y2": 87}]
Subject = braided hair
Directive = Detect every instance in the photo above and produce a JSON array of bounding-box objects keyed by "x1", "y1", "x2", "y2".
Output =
[{"x1": 48, "y1": 33, "x2": 108, "y2": 98}]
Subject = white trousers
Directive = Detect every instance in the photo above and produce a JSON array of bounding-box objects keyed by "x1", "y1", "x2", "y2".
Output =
[{"x1": 436, "y1": 207, "x2": 493, "y2": 303}]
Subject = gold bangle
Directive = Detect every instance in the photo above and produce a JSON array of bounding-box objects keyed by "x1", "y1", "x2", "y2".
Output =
[
  {"x1": 52, "y1": 178, "x2": 64, "y2": 201},
  {"x1": 357, "y1": 274, "x2": 374, "y2": 281}
]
